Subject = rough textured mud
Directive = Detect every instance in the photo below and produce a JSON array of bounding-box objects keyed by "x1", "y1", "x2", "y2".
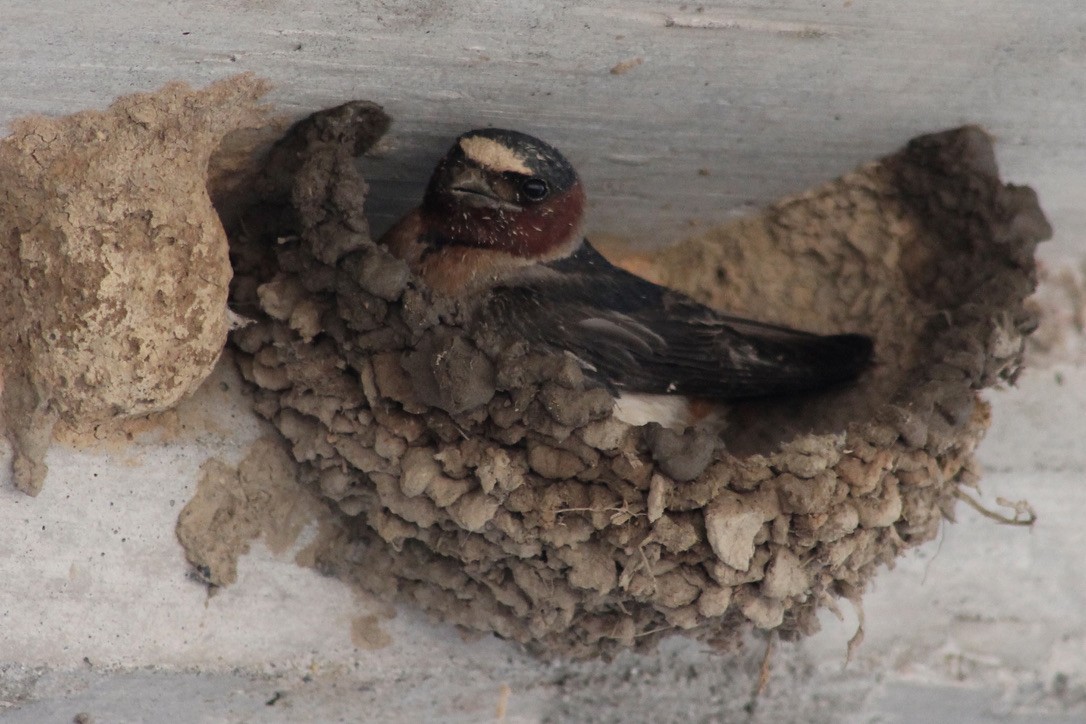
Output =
[
  {"x1": 220, "y1": 106, "x2": 1049, "y2": 657},
  {"x1": 0, "y1": 75, "x2": 271, "y2": 494},
  {"x1": 176, "y1": 436, "x2": 329, "y2": 588}
]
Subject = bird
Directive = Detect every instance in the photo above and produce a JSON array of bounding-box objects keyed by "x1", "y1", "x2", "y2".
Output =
[{"x1": 378, "y1": 128, "x2": 873, "y2": 428}]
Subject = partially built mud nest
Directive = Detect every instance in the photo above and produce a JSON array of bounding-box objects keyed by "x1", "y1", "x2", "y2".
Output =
[{"x1": 221, "y1": 104, "x2": 1050, "y2": 657}]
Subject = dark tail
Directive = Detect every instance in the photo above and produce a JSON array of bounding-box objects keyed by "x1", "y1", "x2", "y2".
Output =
[
  {"x1": 704, "y1": 331, "x2": 875, "y2": 401},
  {"x1": 814, "y1": 332, "x2": 875, "y2": 383}
]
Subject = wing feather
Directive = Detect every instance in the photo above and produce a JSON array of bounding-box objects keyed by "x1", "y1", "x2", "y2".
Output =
[{"x1": 482, "y1": 241, "x2": 873, "y2": 401}]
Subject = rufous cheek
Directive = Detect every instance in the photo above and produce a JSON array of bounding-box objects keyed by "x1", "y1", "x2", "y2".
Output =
[{"x1": 506, "y1": 183, "x2": 585, "y2": 258}]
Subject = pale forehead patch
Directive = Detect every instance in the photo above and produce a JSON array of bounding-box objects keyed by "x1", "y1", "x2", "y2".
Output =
[{"x1": 459, "y1": 135, "x2": 533, "y2": 175}]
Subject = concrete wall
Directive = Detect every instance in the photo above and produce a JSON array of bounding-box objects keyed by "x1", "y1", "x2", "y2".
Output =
[{"x1": 2, "y1": 2, "x2": 1085, "y2": 721}]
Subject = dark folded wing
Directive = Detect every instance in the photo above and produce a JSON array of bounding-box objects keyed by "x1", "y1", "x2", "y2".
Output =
[{"x1": 483, "y1": 241, "x2": 873, "y2": 401}]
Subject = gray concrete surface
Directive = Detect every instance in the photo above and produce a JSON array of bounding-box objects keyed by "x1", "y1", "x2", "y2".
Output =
[
  {"x1": 2, "y1": 1, "x2": 1085, "y2": 722},
  {"x1": 3, "y1": 1, "x2": 1085, "y2": 257}
]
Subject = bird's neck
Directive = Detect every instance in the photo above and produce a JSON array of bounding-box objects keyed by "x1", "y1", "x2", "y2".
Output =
[{"x1": 421, "y1": 182, "x2": 586, "y2": 259}]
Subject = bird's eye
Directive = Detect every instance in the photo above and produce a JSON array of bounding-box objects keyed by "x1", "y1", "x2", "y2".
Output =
[{"x1": 521, "y1": 177, "x2": 549, "y2": 201}]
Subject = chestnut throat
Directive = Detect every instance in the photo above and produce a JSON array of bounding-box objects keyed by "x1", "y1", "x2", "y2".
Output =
[{"x1": 420, "y1": 183, "x2": 586, "y2": 258}]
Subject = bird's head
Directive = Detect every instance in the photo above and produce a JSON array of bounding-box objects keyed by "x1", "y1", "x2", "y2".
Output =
[{"x1": 419, "y1": 128, "x2": 587, "y2": 259}]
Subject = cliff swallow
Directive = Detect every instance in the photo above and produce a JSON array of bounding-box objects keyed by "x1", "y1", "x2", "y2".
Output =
[{"x1": 380, "y1": 128, "x2": 873, "y2": 427}]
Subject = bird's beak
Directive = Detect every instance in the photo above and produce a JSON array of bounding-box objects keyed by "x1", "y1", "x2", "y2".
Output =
[{"x1": 448, "y1": 167, "x2": 520, "y2": 210}]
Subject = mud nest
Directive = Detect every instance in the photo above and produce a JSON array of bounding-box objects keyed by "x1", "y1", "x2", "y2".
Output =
[
  {"x1": 219, "y1": 103, "x2": 1050, "y2": 657},
  {"x1": 0, "y1": 78, "x2": 271, "y2": 494}
]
